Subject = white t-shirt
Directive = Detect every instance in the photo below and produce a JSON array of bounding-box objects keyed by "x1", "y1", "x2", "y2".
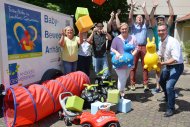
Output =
[{"x1": 78, "y1": 41, "x2": 92, "y2": 56}]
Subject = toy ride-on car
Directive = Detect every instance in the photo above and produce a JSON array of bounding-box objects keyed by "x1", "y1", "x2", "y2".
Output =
[
  {"x1": 76, "y1": 110, "x2": 120, "y2": 127},
  {"x1": 94, "y1": 67, "x2": 117, "y2": 94},
  {"x1": 81, "y1": 83, "x2": 107, "y2": 107}
]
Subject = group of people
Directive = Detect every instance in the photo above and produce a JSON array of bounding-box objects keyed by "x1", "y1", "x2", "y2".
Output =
[{"x1": 58, "y1": 0, "x2": 184, "y2": 117}]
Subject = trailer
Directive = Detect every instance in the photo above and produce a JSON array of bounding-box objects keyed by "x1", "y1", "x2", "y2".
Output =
[{"x1": 0, "y1": 0, "x2": 73, "y2": 92}]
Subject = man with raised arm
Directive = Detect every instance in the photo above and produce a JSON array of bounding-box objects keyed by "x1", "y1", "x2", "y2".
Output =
[
  {"x1": 129, "y1": 0, "x2": 150, "y2": 92},
  {"x1": 150, "y1": 0, "x2": 174, "y2": 93}
]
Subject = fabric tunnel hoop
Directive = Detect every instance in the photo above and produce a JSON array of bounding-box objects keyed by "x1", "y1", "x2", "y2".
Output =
[{"x1": 3, "y1": 71, "x2": 90, "y2": 127}]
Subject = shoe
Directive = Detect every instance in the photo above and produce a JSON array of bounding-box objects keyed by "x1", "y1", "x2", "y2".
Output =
[
  {"x1": 130, "y1": 85, "x2": 136, "y2": 91},
  {"x1": 164, "y1": 109, "x2": 174, "y2": 117},
  {"x1": 157, "y1": 97, "x2": 167, "y2": 102},
  {"x1": 152, "y1": 88, "x2": 161, "y2": 94},
  {"x1": 175, "y1": 92, "x2": 178, "y2": 98},
  {"x1": 144, "y1": 85, "x2": 149, "y2": 92},
  {"x1": 155, "y1": 88, "x2": 161, "y2": 93},
  {"x1": 120, "y1": 92, "x2": 125, "y2": 99},
  {"x1": 121, "y1": 96, "x2": 124, "y2": 99}
]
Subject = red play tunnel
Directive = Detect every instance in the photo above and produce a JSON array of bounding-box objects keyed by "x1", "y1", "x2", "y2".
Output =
[{"x1": 3, "y1": 71, "x2": 90, "y2": 127}]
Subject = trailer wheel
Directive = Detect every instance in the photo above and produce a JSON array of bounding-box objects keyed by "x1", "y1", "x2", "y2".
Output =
[{"x1": 39, "y1": 69, "x2": 63, "y2": 84}]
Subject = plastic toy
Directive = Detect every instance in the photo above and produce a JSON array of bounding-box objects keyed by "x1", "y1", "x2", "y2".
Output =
[
  {"x1": 65, "y1": 95, "x2": 84, "y2": 112},
  {"x1": 107, "y1": 89, "x2": 120, "y2": 104},
  {"x1": 80, "y1": 83, "x2": 101, "y2": 107},
  {"x1": 59, "y1": 92, "x2": 120, "y2": 127},
  {"x1": 78, "y1": 110, "x2": 120, "y2": 127},
  {"x1": 75, "y1": 15, "x2": 93, "y2": 33},
  {"x1": 94, "y1": 67, "x2": 116, "y2": 90},
  {"x1": 92, "y1": 0, "x2": 106, "y2": 5},
  {"x1": 81, "y1": 67, "x2": 117, "y2": 107},
  {"x1": 144, "y1": 37, "x2": 160, "y2": 72},
  {"x1": 3, "y1": 71, "x2": 89, "y2": 127},
  {"x1": 118, "y1": 99, "x2": 132, "y2": 113},
  {"x1": 59, "y1": 92, "x2": 80, "y2": 126},
  {"x1": 98, "y1": 102, "x2": 111, "y2": 111},
  {"x1": 75, "y1": 7, "x2": 89, "y2": 20},
  {"x1": 111, "y1": 42, "x2": 135, "y2": 68},
  {"x1": 94, "y1": 67, "x2": 117, "y2": 100}
]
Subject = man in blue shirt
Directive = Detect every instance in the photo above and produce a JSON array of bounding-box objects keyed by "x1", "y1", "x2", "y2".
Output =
[{"x1": 128, "y1": 0, "x2": 150, "y2": 91}]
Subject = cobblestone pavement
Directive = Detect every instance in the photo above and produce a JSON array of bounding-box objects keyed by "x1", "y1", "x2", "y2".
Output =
[{"x1": 0, "y1": 64, "x2": 190, "y2": 127}]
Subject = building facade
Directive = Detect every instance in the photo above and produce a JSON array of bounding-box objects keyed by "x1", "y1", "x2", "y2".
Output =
[{"x1": 127, "y1": 0, "x2": 190, "y2": 18}]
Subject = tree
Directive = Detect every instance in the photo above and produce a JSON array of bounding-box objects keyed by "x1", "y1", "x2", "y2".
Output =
[{"x1": 21, "y1": 0, "x2": 130, "y2": 23}]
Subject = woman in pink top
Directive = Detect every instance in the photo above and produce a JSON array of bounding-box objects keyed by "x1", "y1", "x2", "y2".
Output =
[
  {"x1": 58, "y1": 26, "x2": 83, "y2": 74},
  {"x1": 111, "y1": 23, "x2": 138, "y2": 98}
]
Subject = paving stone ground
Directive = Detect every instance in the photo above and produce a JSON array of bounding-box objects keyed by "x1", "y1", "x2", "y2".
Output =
[{"x1": 1, "y1": 63, "x2": 190, "y2": 127}]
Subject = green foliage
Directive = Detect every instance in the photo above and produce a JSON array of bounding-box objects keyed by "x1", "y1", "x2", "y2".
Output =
[
  {"x1": 61, "y1": 0, "x2": 130, "y2": 23},
  {"x1": 184, "y1": 40, "x2": 190, "y2": 58},
  {"x1": 46, "y1": 3, "x2": 61, "y2": 12},
  {"x1": 21, "y1": 0, "x2": 130, "y2": 23},
  {"x1": 21, "y1": 0, "x2": 47, "y2": 8}
]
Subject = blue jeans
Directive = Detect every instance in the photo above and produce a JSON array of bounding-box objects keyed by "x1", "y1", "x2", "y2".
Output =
[
  {"x1": 159, "y1": 63, "x2": 184, "y2": 110},
  {"x1": 62, "y1": 60, "x2": 77, "y2": 75},
  {"x1": 92, "y1": 56, "x2": 110, "y2": 77}
]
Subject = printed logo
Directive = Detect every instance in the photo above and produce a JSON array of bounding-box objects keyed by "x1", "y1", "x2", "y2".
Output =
[
  {"x1": 14, "y1": 22, "x2": 37, "y2": 51},
  {"x1": 5, "y1": 4, "x2": 42, "y2": 60},
  {"x1": 7, "y1": 63, "x2": 20, "y2": 85}
]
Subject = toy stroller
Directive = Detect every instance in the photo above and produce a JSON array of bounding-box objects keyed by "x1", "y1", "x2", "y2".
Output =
[{"x1": 59, "y1": 92, "x2": 80, "y2": 126}]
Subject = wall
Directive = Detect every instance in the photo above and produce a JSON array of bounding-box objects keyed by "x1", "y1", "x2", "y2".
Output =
[{"x1": 175, "y1": 21, "x2": 190, "y2": 42}]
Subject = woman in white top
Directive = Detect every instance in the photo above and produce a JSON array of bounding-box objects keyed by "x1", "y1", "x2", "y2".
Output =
[{"x1": 77, "y1": 32, "x2": 92, "y2": 76}]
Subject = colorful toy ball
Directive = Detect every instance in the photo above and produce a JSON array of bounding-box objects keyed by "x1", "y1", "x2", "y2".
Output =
[{"x1": 92, "y1": 0, "x2": 106, "y2": 5}]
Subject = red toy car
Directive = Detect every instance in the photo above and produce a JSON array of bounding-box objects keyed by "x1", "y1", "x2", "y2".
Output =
[{"x1": 76, "y1": 110, "x2": 120, "y2": 127}]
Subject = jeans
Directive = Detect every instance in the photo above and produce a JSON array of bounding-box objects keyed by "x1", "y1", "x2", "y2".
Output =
[
  {"x1": 159, "y1": 63, "x2": 184, "y2": 110},
  {"x1": 92, "y1": 56, "x2": 110, "y2": 77},
  {"x1": 62, "y1": 60, "x2": 77, "y2": 75}
]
